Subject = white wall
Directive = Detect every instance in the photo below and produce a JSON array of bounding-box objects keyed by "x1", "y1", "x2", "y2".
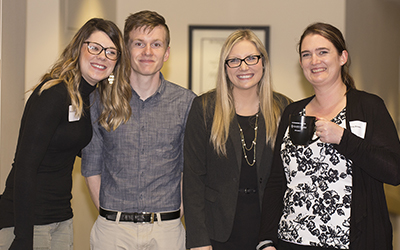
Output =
[
  {"x1": 25, "y1": 0, "x2": 60, "y2": 97},
  {"x1": 0, "y1": 0, "x2": 26, "y2": 190},
  {"x1": 1, "y1": 1, "x2": 346, "y2": 249},
  {"x1": 346, "y1": 0, "x2": 400, "y2": 120},
  {"x1": 116, "y1": 0, "x2": 346, "y2": 101},
  {"x1": 345, "y1": 1, "x2": 400, "y2": 249},
  {"x1": 18, "y1": 0, "x2": 400, "y2": 249}
]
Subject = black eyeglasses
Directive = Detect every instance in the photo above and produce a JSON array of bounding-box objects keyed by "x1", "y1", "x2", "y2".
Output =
[
  {"x1": 84, "y1": 41, "x2": 120, "y2": 61},
  {"x1": 225, "y1": 55, "x2": 262, "y2": 68}
]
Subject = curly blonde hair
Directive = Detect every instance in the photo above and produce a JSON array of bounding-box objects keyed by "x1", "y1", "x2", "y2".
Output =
[{"x1": 36, "y1": 18, "x2": 132, "y2": 131}]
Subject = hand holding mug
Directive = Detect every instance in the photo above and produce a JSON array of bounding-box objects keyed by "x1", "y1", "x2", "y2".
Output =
[{"x1": 314, "y1": 118, "x2": 344, "y2": 145}]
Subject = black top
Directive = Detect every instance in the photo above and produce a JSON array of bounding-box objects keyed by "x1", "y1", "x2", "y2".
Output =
[
  {"x1": 236, "y1": 114, "x2": 258, "y2": 191},
  {"x1": 223, "y1": 114, "x2": 260, "y2": 249},
  {"x1": 0, "y1": 78, "x2": 96, "y2": 249}
]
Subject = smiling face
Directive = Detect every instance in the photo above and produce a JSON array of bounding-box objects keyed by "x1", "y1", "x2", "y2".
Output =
[
  {"x1": 79, "y1": 30, "x2": 118, "y2": 86},
  {"x1": 128, "y1": 25, "x2": 170, "y2": 77},
  {"x1": 300, "y1": 34, "x2": 348, "y2": 88},
  {"x1": 225, "y1": 40, "x2": 263, "y2": 93}
]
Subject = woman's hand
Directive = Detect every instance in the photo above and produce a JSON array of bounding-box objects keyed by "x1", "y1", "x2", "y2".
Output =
[
  {"x1": 315, "y1": 118, "x2": 344, "y2": 144},
  {"x1": 191, "y1": 246, "x2": 212, "y2": 250}
]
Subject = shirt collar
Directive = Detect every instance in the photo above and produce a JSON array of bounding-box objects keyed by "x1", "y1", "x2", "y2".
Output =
[
  {"x1": 79, "y1": 77, "x2": 97, "y2": 97},
  {"x1": 132, "y1": 72, "x2": 167, "y2": 101}
]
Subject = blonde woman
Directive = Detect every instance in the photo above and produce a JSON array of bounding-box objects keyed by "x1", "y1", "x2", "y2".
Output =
[
  {"x1": 183, "y1": 29, "x2": 291, "y2": 250},
  {"x1": 0, "y1": 18, "x2": 131, "y2": 250}
]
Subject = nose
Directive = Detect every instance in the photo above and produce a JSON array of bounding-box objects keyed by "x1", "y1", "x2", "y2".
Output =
[
  {"x1": 143, "y1": 44, "x2": 152, "y2": 55},
  {"x1": 239, "y1": 61, "x2": 249, "y2": 70},
  {"x1": 311, "y1": 54, "x2": 319, "y2": 65},
  {"x1": 96, "y1": 49, "x2": 107, "y2": 60}
]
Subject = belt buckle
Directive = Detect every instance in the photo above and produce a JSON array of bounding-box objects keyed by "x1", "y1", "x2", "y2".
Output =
[
  {"x1": 150, "y1": 213, "x2": 155, "y2": 223},
  {"x1": 135, "y1": 212, "x2": 155, "y2": 223},
  {"x1": 134, "y1": 213, "x2": 146, "y2": 223}
]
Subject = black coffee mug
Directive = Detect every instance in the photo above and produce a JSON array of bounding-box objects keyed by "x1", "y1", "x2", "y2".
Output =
[{"x1": 289, "y1": 114, "x2": 319, "y2": 146}]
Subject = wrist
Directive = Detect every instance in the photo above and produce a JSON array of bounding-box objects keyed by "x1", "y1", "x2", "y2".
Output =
[{"x1": 256, "y1": 240, "x2": 274, "y2": 250}]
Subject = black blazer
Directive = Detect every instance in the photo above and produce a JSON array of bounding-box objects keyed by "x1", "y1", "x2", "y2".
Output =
[{"x1": 183, "y1": 91, "x2": 290, "y2": 248}]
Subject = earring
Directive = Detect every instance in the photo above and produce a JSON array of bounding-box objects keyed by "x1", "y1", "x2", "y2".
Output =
[{"x1": 108, "y1": 73, "x2": 115, "y2": 85}]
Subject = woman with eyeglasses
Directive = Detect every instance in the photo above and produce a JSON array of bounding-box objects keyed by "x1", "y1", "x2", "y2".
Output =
[
  {"x1": 183, "y1": 29, "x2": 291, "y2": 250},
  {"x1": 0, "y1": 18, "x2": 131, "y2": 250}
]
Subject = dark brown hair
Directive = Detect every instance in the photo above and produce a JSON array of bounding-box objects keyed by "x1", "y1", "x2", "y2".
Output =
[{"x1": 298, "y1": 22, "x2": 355, "y2": 90}]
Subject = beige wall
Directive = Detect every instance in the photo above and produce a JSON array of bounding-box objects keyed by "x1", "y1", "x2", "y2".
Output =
[
  {"x1": 346, "y1": 0, "x2": 400, "y2": 213},
  {"x1": 1, "y1": 0, "x2": 400, "y2": 249},
  {"x1": 346, "y1": 0, "x2": 400, "y2": 122},
  {"x1": 116, "y1": 0, "x2": 345, "y2": 101},
  {"x1": 0, "y1": 0, "x2": 26, "y2": 190}
]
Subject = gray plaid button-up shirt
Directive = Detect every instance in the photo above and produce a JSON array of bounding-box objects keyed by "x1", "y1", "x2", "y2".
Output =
[{"x1": 82, "y1": 74, "x2": 196, "y2": 213}]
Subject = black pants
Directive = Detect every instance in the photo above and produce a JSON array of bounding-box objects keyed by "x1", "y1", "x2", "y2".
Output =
[{"x1": 210, "y1": 192, "x2": 260, "y2": 250}]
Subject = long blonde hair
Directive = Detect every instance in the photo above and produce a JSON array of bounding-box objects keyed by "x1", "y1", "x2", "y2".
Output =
[
  {"x1": 210, "y1": 29, "x2": 285, "y2": 156},
  {"x1": 37, "y1": 18, "x2": 132, "y2": 131}
]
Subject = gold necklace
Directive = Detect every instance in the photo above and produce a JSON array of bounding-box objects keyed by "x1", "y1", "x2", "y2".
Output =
[{"x1": 238, "y1": 113, "x2": 258, "y2": 166}]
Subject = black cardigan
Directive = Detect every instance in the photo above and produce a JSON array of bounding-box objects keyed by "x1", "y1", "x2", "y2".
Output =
[{"x1": 260, "y1": 89, "x2": 400, "y2": 249}]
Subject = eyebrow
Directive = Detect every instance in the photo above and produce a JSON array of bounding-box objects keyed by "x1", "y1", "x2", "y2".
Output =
[
  {"x1": 227, "y1": 53, "x2": 259, "y2": 58},
  {"x1": 132, "y1": 38, "x2": 164, "y2": 43},
  {"x1": 301, "y1": 47, "x2": 329, "y2": 54},
  {"x1": 86, "y1": 41, "x2": 117, "y2": 50}
]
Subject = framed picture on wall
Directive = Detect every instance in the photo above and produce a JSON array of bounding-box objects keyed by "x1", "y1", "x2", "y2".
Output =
[{"x1": 188, "y1": 25, "x2": 269, "y2": 95}]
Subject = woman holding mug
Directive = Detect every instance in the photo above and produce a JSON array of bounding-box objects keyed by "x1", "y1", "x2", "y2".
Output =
[
  {"x1": 258, "y1": 22, "x2": 400, "y2": 250},
  {"x1": 0, "y1": 18, "x2": 131, "y2": 249}
]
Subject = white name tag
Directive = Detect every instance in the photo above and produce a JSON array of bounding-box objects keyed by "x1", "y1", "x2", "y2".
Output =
[
  {"x1": 69, "y1": 105, "x2": 80, "y2": 122},
  {"x1": 349, "y1": 120, "x2": 366, "y2": 139}
]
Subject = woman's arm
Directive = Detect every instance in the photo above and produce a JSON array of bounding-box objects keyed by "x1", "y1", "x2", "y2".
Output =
[
  {"x1": 335, "y1": 95, "x2": 400, "y2": 185},
  {"x1": 11, "y1": 86, "x2": 66, "y2": 249}
]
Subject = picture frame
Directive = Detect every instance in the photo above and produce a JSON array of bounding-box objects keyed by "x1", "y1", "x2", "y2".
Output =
[{"x1": 188, "y1": 25, "x2": 270, "y2": 95}]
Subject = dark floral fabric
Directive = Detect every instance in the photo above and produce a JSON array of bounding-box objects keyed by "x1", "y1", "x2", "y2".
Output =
[{"x1": 278, "y1": 109, "x2": 352, "y2": 249}]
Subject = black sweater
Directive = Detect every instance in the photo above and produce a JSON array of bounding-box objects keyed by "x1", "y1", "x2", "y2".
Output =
[
  {"x1": 0, "y1": 78, "x2": 96, "y2": 249},
  {"x1": 260, "y1": 89, "x2": 400, "y2": 249}
]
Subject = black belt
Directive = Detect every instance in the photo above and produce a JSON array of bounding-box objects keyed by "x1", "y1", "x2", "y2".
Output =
[{"x1": 99, "y1": 207, "x2": 180, "y2": 223}]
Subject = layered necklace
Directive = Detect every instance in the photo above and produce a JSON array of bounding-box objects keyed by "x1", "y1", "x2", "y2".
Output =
[{"x1": 238, "y1": 113, "x2": 258, "y2": 166}]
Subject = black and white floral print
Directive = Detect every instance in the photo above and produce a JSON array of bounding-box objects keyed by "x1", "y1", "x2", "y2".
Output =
[{"x1": 278, "y1": 108, "x2": 352, "y2": 249}]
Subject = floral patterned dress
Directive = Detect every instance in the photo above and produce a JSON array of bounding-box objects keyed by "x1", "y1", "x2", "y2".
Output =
[{"x1": 278, "y1": 108, "x2": 352, "y2": 249}]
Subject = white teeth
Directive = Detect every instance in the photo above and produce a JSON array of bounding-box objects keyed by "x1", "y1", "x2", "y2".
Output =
[
  {"x1": 312, "y1": 68, "x2": 325, "y2": 73},
  {"x1": 238, "y1": 75, "x2": 252, "y2": 79},
  {"x1": 92, "y1": 64, "x2": 105, "y2": 69}
]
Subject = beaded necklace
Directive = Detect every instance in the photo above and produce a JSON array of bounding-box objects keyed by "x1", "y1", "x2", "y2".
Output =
[{"x1": 237, "y1": 113, "x2": 258, "y2": 166}]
